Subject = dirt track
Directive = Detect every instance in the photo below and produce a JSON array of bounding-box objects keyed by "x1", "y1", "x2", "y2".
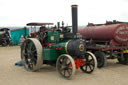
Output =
[{"x1": 0, "y1": 46, "x2": 128, "y2": 85}]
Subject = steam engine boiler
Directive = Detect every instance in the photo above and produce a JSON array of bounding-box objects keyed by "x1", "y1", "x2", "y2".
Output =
[
  {"x1": 21, "y1": 5, "x2": 97, "y2": 79},
  {"x1": 78, "y1": 22, "x2": 128, "y2": 68}
]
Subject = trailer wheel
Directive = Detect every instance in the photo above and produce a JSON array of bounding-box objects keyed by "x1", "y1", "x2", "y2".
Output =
[
  {"x1": 80, "y1": 51, "x2": 97, "y2": 73},
  {"x1": 117, "y1": 53, "x2": 128, "y2": 65},
  {"x1": 56, "y1": 54, "x2": 76, "y2": 80},
  {"x1": 21, "y1": 38, "x2": 43, "y2": 72},
  {"x1": 94, "y1": 51, "x2": 107, "y2": 68}
]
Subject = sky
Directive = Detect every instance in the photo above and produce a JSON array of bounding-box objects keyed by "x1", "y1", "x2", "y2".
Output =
[{"x1": 0, "y1": 0, "x2": 128, "y2": 26}]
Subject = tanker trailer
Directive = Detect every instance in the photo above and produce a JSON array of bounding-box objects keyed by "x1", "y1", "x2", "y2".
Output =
[
  {"x1": 78, "y1": 23, "x2": 128, "y2": 68},
  {"x1": 21, "y1": 5, "x2": 97, "y2": 79}
]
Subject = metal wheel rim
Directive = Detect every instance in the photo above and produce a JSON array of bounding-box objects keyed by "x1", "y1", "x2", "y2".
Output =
[
  {"x1": 80, "y1": 51, "x2": 97, "y2": 73},
  {"x1": 21, "y1": 38, "x2": 43, "y2": 72},
  {"x1": 56, "y1": 54, "x2": 76, "y2": 79}
]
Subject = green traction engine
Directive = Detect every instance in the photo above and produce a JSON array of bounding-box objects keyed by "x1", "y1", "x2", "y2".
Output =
[{"x1": 21, "y1": 5, "x2": 97, "y2": 79}]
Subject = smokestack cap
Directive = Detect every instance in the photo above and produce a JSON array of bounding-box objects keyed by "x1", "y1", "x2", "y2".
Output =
[{"x1": 72, "y1": 5, "x2": 78, "y2": 8}]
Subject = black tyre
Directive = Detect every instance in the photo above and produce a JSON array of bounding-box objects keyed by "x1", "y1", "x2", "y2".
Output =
[
  {"x1": 94, "y1": 51, "x2": 107, "y2": 68},
  {"x1": 117, "y1": 53, "x2": 128, "y2": 65}
]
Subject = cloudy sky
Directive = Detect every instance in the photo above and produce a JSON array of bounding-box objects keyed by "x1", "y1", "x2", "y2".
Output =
[{"x1": 0, "y1": 0, "x2": 128, "y2": 26}]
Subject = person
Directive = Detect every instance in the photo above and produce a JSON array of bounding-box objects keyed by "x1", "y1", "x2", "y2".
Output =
[
  {"x1": 39, "y1": 26, "x2": 47, "y2": 32},
  {"x1": 15, "y1": 35, "x2": 25, "y2": 66},
  {"x1": 19, "y1": 35, "x2": 25, "y2": 48}
]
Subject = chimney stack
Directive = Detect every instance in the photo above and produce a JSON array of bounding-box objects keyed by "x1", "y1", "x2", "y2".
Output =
[{"x1": 71, "y1": 5, "x2": 78, "y2": 35}]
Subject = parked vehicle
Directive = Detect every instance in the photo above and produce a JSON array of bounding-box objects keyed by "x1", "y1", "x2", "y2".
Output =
[
  {"x1": 78, "y1": 20, "x2": 128, "y2": 68},
  {"x1": 21, "y1": 5, "x2": 97, "y2": 79},
  {"x1": 0, "y1": 28, "x2": 12, "y2": 46}
]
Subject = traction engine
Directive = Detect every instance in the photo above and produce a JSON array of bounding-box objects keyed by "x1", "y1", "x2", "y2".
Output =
[{"x1": 21, "y1": 5, "x2": 97, "y2": 79}]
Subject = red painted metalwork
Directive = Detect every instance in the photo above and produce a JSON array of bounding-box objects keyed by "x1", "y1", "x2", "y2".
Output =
[
  {"x1": 46, "y1": 43, "x2": 54, "y2": 48},
  {"x1": 56, "y1": 47, "x2": 64, "y2": 50},
  {"x1": 78, "y1": 24, "x2": 128, "y2": 45},
  {"x1": 41, "y1": 42, "x2": 54, "y2": 48},
  {"x1": 69, "y1": 59, "x2": 86, "y2": 69}
]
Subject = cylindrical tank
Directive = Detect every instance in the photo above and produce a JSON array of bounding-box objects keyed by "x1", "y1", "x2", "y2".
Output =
[{"x1": 78, "y1": 24, "x2": 128, "y2": 44}]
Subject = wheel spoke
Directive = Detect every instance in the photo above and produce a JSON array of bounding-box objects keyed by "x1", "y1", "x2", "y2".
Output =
[
  {"x1": 24, "y1": 53, "x2": 28, "y2": 56},
  {"x1": 25, "y1": 47, "x2": 30, "y2": 53},
  {"x1": 31, "y1": 57, "x2": 36, "y2": 64},
  {"x1": 67, "y1": 62, "x2": 71, "y2": 66},
  {"x1": 64, "y1": 69, "x2": 66, "y2": 76},
  {"x1": 29, "y1": 43, "x2": 33, "y2": 50},
  {"x1": 89, "y1": 59, "x2": 95, "y2": 66},
  {"x1": 90, "y1": 63, "x2": 95, "y2": 66},
  {"x1": 89, "y1": 59, "x2": 93, "y2": 62},
  {"x1": 67, "y1": 68, "x2": 72, "y2": 75},
  {"x1": 67, "y1": 71, "x2": 70, "y2": 76},
  {"x1": 25, "y1": 43, "x2": 29, "y2": 50},
  {"x1": 90, "y1": 64, "x2": 94, "y2": 70},
  {"x1": 58, "y1": 60, "x2": 63, "y2": 65},
  {"x1": 88, "y1": 65, "x2": 92, "y2": 71},
  {"x1": 22, "y1": 50, "x2": 28, "y2": 56},
  {"x1": 85, "y1": 65, "x2": 88, "y2": 71},
  {"x1": 64, "y1": 57, "x2": 68, "y2": 65},
  {"x1": 31, "y1": 50, "x2": 36, "y2": 53}
]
